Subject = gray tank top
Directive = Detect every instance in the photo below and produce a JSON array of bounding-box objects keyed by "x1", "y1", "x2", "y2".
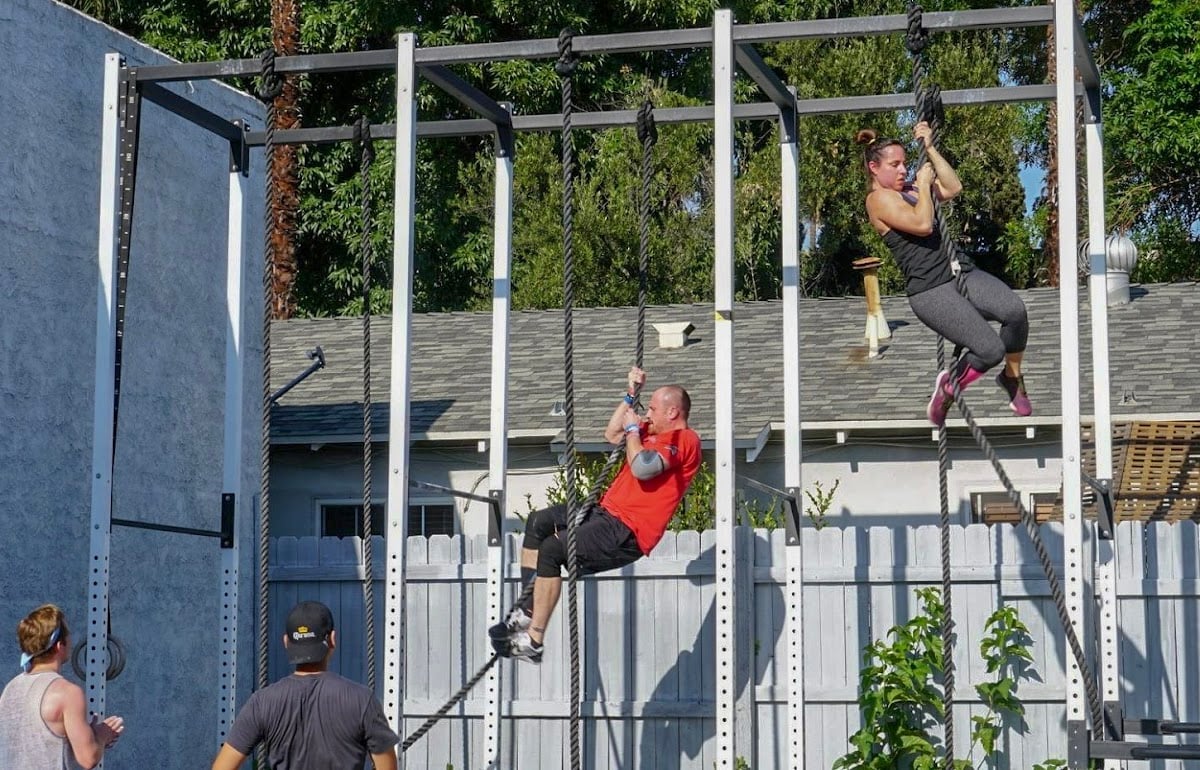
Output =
[{"x1": 0, "y1": 671, "x2": 70, "y2": 770}]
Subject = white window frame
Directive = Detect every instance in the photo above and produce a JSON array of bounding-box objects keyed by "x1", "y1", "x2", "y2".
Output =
[
  {"x1": 313, "y1": 496, "x2": 457, "y2": 538},
  {"x1": 968, "y1": 488, "x2": 1062, "y2": 524}
]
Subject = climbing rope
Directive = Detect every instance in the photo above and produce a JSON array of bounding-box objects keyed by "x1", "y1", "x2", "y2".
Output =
[
  {"x1": 354, "y1": 115, "x2": 377, "y2": 694},
  {"x1": 555, "y1": 28, "x2": 585, "y2": 770},
  {"x1": 636, "y1": 99, "x2": 656, "y2": 371},
  {"x1": 904, "y1": 3, "x2": 1104, "y2": 742},
  {"x1": 401, "y1": 65, "x2": 659, "y2": 764},
  {"x1": 255, "y1": 50, "x2": 283, "y2": 770},
  {"x1": 903, "y1": 10, "x2": 957, "y2": 764}
]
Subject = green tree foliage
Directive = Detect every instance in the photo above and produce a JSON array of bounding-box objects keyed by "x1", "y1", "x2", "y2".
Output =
[
  {"x1": 65, "y1": 0, "x2": 1198, "y2": 314},
  {"x1": 1103, "y1": 0, "x2": 1200, "y2": 236},
  {"x1": 1011, "y1": 0, "x2": 1199, "y2": 282}
]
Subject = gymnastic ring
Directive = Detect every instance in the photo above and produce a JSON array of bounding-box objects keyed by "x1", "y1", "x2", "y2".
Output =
[{"x1": 71, "y1": 635, "x2": 127, "y2": 681}]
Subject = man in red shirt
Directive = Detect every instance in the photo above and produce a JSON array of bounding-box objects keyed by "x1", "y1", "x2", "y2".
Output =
[{"x1": 489, "y1": 367, "x2": 702, "y2": 662}]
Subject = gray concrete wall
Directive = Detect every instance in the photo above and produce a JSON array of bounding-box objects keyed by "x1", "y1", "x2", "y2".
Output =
[
  {"x1": 0, "y1": 1, "x2": 263, "y2": 767},
  {"x1": 270, "y1": 432, "x2": 1067, "y2": 536}
]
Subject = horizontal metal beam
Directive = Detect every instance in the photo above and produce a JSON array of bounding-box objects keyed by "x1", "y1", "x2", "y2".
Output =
[
  {"x1": 112, "y1": 517, "x2": 224, "y2": 539},
  {"x1": 739, "y1": 475, "x2": 797, "y2": 503},
  {"x1": 244, "y1": 84, "x2": 1062, "y2": 146},
  {"x1": 1091, "y1": 741, "x2": 1200, "y2": 761},
  {"x1": 794, "y1": 84, "x2": 1061, "y2": 115},
  {"x1": 735, "y1": 6, "x2": 1053, "y2": 44},
  {"x1": 419, "y1": 64, "x2": 511, "y2": 125},
  {"x1": 734, "y1": 43, "x2": 794, "y2": 112},
  {"x1": 140, "y1": 81, "x2": 245, "y2": 143},
  {"x1": 132, "y1": 7, "x2": 1057, "y2": 83},
  {"x1": 1126, "y1": 719, "x2": 1200, "y2": 736}
]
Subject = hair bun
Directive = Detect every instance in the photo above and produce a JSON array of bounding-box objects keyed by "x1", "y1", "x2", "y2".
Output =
[{"x1": 855, "y1": 129, "x2": 877, "y2": 146}]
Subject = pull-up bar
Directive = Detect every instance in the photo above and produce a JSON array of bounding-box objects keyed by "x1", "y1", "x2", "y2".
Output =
[{"x1": 130, "y1": 6, "x2": 1057, "y2": 84}]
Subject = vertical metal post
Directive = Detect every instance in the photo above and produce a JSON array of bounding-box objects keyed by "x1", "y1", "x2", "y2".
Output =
[
  {"x1": 218, "y1": 124, "x2": 249, "y2": 742},
  {"x1": 1055, "y1": 4, "x2": 1090, "y2": 766},
  {"x1": 1083, "y1": 86, "x2": 1122, "y2": 763},
  {"x1": 712, "y1": 10, "x2": 738, "y2": 769},
  {"x1": 87, "y1": 53, "x2": 123, "y2": 729},
  {"x1": 384, "y1": 32, "x2": 418, "y2": 758},
  {"x1": 778, "y1": 96, "x2": 805, "y2": 770},
  {"x1": 484, "y1": 111, "x2": 515, "y2": 770}
]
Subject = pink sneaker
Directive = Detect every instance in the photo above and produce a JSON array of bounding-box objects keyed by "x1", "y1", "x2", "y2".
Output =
[
  {"x1": 927, "y1": 370, "x2": 954, "y2": 427},
  {"x1": 996, "y1": 372, "x2": 1033, "y2": 417}
]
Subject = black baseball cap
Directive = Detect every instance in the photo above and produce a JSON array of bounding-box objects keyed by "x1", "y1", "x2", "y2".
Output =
[{"x1": 285, "y1": 601, "x2": 335, "y2": 665}]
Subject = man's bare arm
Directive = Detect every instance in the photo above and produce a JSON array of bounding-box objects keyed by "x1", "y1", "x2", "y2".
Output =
[{"x1": 211, "y1": 743, "x2": 248, "y2": 770}]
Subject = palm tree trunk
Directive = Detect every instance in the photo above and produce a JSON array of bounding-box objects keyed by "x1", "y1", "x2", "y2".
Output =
[
  {"x1": 1044, "y1": 14, "x2": 1060, "y2": 288},
  {"x1": 269, "y1": 0, "x2": 301, "y2": 319}
]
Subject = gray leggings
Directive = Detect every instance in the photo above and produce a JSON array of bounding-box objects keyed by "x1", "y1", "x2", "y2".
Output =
[{"x1": 907, "y1": 270, "x2": 1029, "y2": 373}]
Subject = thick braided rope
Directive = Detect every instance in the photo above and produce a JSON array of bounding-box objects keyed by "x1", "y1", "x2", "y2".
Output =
[
  {"x1": 255, "y1": 49, "x2": 283, "y2": 770},
  {"x1": 572, "y1": 100, "x2": 657, "y2": 517},
  {"x1": 401, "y1": 654, "x2": 499, "y2": 751},
  {"x1": 903, "y1": 13, "x2": 956, "y2": 763},
  {"x1": 400, "y1": 579, "x2": 536, "y2": 752},
  {"x1": 555, "y1": 28, "x2": 584, "y2": 770},
  {"x1": 355, "y1": 116, "x2": 377, "y2": 694},
  {"x1": 636, "y1": 100, "x2": 656, "y2": 372},
  {"x1": 906, "y1": 3, "x2": 1104, "y2": 737},
  {"x1": 949, "y1": 378, "x2": 1103, "y2": 730}
]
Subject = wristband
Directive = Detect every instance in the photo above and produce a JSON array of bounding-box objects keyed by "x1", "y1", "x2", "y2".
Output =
[
  {"x1": 624, "y1": 423, "x2": 640, "y2": 434},
  {"x1": 623, "y1": 393, "x2": 636, "y2": 405}
]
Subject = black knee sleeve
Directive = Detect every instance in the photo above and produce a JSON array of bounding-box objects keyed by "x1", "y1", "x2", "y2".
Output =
[
  {"x1": 522, "y1": 507, "x2": 560, "y2": 551},
  {"x1": 536, "y1": 535, "x2": 567, "y2": 578}
]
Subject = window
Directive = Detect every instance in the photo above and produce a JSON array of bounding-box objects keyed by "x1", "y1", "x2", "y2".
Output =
[
  {"x1": 321, "y1": 503, "x2": 385, "y2": 538},
  {"x1": 317, "y1": 499, "x2": 456, "y2": 538},
  {"x1": 971, "y1": 492, "x2": 1017, "y2": 524},
  {"x1": 971, "y1": 490, "x2": 1060, "y2": 525},
  {"x1": 409, "y1": 502, "x2": 455, "y2": 537}
]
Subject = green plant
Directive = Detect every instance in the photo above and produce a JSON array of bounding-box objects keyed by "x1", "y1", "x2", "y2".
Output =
[
  {"x1": 804, "y1": 479, "x2": 839, "y2": 530},
  {"x1": 833, "y1": 588, "x2": 1062, "y2": 770},
  {"x1": 525, "y1": 452, "x2": 623, "y2": 519}
]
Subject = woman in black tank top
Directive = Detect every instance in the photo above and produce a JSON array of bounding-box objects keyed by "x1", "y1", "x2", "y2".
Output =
[{"x1": 855, "y1": 123, "x2": 1033, "y2": 427}]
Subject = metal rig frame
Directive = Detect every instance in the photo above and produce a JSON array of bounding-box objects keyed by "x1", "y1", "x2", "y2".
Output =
[{"x1": 88, "y1": 5, "x2": 1192, "y2": 767}]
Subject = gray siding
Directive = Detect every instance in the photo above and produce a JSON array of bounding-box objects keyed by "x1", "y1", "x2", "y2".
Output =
[{"x1": 269, "y1": 438, "x2": 1068, "y2": 536}]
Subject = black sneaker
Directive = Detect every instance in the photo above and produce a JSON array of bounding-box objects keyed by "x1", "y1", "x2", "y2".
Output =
[
  {"x1": 488, "y1": 608, "x2": 531, "y2": 642},
  {"x1": 508, "y1": 631, "x2": 543, "y2": 664}
]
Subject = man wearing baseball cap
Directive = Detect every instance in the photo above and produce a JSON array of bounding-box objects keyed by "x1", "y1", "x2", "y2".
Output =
[{"x1": 211, "y1": 600, "x2": 399, "y2": 770}]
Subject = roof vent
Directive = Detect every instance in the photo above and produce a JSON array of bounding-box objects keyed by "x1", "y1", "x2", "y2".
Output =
[{"x1": 654, "y1": 321, "x2": 694, "y2": 350}]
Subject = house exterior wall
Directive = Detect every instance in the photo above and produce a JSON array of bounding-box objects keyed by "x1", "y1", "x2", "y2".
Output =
[
  {"x1": 270, "y1": 431, "x2": 1066, "y2": 537},
  {"x1": 0, "y1": 2, "x2": 263, "y2": 767}
]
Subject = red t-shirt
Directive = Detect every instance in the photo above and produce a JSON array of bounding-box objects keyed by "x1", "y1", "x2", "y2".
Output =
[{"x1": 601, "y1": 426, "x2": 702, "y2": 555}]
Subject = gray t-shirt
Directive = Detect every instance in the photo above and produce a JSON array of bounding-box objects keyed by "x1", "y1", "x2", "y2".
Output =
[{"x1": 226, "y1": 672, "x2": 398, "y2": 769}]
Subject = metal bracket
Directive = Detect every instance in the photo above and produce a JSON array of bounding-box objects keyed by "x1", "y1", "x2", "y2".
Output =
[
  {"x1": 1082, "y1": 473, "x2": 1115, "y2": 539},
  {"x1": 495, "y1": 102, "x2": 516, "y2": 159},
  {"x1": 220, "y1": 493, "x2": 236, "y2": 548},
  {"x1": 784, "y1": 486, "x2": 802, "y2": 545},
  {"x1": 1103, "y1": 701, "x2": 1124, "y2": 740},
  {"x1": 487, "y1": 489, "x2": 504, "y2": 546},
  {"x1": 230, "y1": 120, "x2": 251, "y2": 175},
  {"x1": 269, "y1": 346, "x2": 326, "y2": 404}
]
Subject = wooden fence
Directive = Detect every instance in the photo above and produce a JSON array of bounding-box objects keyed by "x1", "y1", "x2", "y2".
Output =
[{"x1": 267, "y1": 522, "x2": 1200, "y2": 769}]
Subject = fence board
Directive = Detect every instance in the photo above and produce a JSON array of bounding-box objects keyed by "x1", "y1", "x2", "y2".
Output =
[{"x1": 263, "y1": 522, "x2": 1200, "y2": 769}]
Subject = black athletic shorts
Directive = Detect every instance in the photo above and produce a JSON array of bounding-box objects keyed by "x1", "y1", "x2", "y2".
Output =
[{"x1": 524, "y1": 503, "x2": 644, "y2": 578}]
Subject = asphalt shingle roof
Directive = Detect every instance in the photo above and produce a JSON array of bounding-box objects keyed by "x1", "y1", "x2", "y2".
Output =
[{"x1": 270, "y1": 282, "x2": 1200, "y2": 444}]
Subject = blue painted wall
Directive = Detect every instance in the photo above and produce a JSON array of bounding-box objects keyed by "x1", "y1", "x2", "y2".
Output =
[{"x1": 0, "y1": 2, "x2": 264, "y2": 766}]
